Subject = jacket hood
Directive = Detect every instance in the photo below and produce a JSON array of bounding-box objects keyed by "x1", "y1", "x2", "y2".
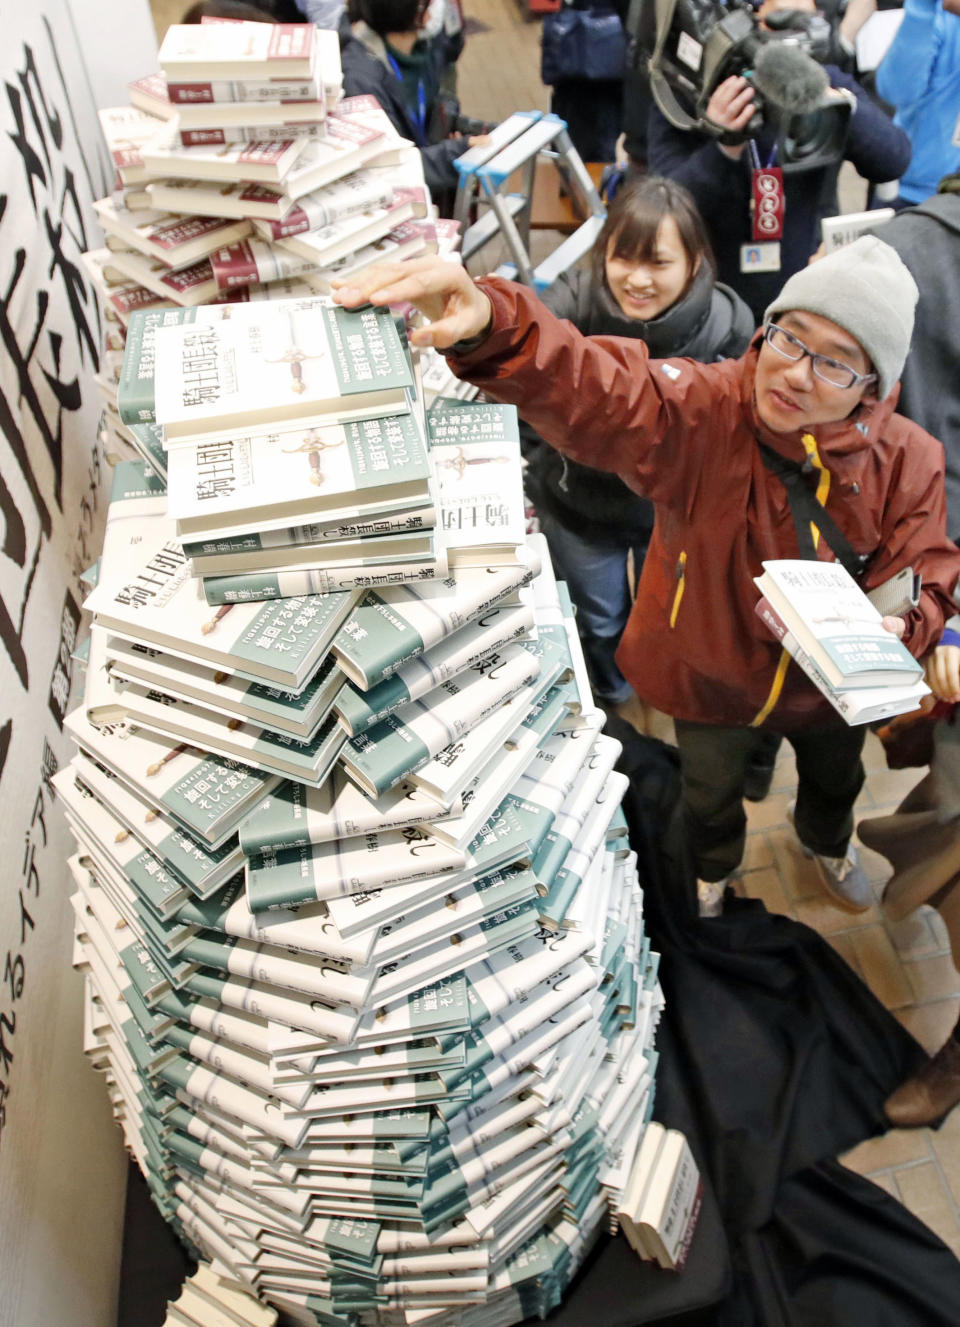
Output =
[{"x1": 740, "y1": 333, "x2": 902, "y2": 472}]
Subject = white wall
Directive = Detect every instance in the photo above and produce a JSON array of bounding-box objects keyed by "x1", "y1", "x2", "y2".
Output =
[{"x1": 0, "y1": 3, "x2": 157, "y2": 1324}]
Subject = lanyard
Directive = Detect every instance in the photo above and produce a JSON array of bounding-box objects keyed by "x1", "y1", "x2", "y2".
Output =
[
  {"x1": 748, "y1": 139, "x2": 778, "y2": 172},
  {"x1": 386, "y1": 53, "x2": 427, "y2": 146}
]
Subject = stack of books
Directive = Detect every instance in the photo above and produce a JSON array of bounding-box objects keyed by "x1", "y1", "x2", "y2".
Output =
[
  {"x1": 160, "y1": 1262, "x2": 278, "y2": 1327},
  {"x1": 84, "y1": 19, "x2": 445, "y2": 473},
  {"x1": 63, "y1": 296, "x2": 669, "y2": 1325},
  {"x1": 617, "y1": 1123, "x2": 703, "y2": 1271},
  {"x1": 755, "y1": 559, "x2": 929, "y2": 724}
]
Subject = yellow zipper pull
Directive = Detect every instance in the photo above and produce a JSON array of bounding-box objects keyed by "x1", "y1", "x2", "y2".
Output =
[{"x1": 669, "y1": 550, "x2": 687, "y2": 628}]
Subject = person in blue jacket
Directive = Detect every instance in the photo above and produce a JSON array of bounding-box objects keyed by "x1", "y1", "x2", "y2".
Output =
[
  {"x1": 875, "y1": 0, "x2": 960, "y2": 206},
  {"x1": 647, "y1": 0, "x2": 912, "y2": 321}
]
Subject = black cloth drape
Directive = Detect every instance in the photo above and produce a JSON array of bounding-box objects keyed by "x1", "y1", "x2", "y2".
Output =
[{"x1": 534, "y1": 727, "x2": 960, "y2": 1326}]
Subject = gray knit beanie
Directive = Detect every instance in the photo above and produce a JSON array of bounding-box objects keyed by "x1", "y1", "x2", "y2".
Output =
[{"x1": 764, "y1": 235, "x2": 918, "y2": 401}]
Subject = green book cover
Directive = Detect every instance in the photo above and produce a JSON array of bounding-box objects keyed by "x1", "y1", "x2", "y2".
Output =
[{"x1": 118, "y1": 306, "x2": 201, "y2": 425}]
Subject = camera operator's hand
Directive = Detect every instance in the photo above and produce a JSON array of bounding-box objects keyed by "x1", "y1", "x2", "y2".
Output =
[
  {"x1": 704, "y1": 76, "x2": 756, "y2": 159},
  {"x1": 331, "y1": 257, "x2": 494, "y2": 350}
]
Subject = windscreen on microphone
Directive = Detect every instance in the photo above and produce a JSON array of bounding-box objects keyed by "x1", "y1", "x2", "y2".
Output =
[{"x1": 751, "y1": 41, "x2": 830, "y2": 115}]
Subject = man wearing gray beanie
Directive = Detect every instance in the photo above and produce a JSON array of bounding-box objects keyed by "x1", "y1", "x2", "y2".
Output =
[{"x1": 333, "y1": 238, "x2": 960, "y2": 932}]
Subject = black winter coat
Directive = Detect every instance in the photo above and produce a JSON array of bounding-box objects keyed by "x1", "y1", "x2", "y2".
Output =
[{"x1": 338, "y1": 18, "x2": 469, "y2": 197}]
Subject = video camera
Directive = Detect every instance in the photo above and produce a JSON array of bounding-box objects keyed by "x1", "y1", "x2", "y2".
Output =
[{"x1": 631, "y1": 0, "x2": 853, "y2": 170}]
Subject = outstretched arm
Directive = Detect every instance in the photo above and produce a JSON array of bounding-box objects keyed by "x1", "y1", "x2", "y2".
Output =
[{"x1": 333, "y1": 257, "x2": 735, "y2": 507}]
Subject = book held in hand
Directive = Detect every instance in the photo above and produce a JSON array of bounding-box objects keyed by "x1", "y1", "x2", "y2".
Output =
[{"x1": 754, "y1": 559, "x2": 924, "y2": 691}]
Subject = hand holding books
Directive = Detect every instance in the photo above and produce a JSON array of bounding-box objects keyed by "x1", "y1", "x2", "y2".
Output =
[{"x1": 332, "y1": 256, "x2": 493, "y2": 349}]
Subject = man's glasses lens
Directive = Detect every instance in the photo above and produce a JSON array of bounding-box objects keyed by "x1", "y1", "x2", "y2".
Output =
[{"x1": 765, "y1": 324, "x2": 859, "y2": 389}]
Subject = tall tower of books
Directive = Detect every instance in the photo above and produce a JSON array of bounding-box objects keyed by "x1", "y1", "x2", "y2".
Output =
[{"x1": 65, "y1": 23, "x2": 666, "y2": 1325}]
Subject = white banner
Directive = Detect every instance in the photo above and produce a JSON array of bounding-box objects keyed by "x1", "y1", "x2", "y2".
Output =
[{"x1": 0, "y1": 2, "x2": 156, "y2": 1323}]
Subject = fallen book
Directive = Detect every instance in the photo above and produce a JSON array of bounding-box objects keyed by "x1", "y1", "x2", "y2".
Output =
[{"x1": 151, "y1": 298, "x2": 413, "y2": 440}]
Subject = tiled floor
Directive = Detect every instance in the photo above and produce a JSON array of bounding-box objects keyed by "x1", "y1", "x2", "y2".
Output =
[{"x1": 146, "y1": 0, "x2": 960, "y2": 1264}]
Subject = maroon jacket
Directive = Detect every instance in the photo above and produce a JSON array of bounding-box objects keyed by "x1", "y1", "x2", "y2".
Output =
[{"x1": 450, "y1": 279, "x2": 960, "y2": 731}]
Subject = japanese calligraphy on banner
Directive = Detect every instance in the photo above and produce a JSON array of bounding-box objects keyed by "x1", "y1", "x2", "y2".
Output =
[{"x1": 0, "y1": 1, "x2": 157, "y2": 1324}]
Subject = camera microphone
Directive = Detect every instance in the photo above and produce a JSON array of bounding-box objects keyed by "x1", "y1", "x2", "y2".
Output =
[{"x1": 751, "y1": 41, "x2": 829, "y2": 115}]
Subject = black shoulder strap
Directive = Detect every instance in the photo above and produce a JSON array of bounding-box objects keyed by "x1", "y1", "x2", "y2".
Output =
[{"x1": 757, "y1": 442, "x2": 872, "y2": 580}]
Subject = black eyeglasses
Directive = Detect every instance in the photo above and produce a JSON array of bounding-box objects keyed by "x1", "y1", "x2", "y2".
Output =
[{"x1": 763, "y1": 322, "x2": 877, "y2": 390}]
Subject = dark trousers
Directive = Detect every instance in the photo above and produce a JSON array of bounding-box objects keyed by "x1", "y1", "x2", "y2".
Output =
[{"x1": 674, "y1": 719, "x2": 867, "y2": 882}]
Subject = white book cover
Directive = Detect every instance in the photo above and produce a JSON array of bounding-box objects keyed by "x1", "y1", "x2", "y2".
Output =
[
  {"x1": 151, "y1": 297, "x2": 413, "y2": 439},
  {"x1": 114, "y1": 682, "x2": 347, "y2": 786},
  {"x1": 174, "y1": 105, "x2": 326, "y2": 146},
  {"x1": 275, "y1": 116, "x2": 391, "y2": 202},
  {"x1": 409, "y1": 668, "x2": 551, "y2": 807},
  {"x1": 755, "y1": 559, "x2": 923, "y2": 689},
  {"x1": 173, "y1": 80, "x2": 323, "y2": 121},
  {"x1": 428, "y1": 403, "x2": 526, "y2": 564},
  {"x1": 105, "y1": 636, "x2": 344, "y2": 739},
  {"x1": 85, "y1": 500, "x2": 359, "y2": 690},
  {"x1": 92, "y1": 196, "x2": 252, "y2": 269},
  {"x1": 159, "y1": 22, "x2": 318, "y2": 83},
  {"x1": 105, "y1": 246, "x2": 220, "y2": 309},
  {"x1": 332, "y1": 549, "x2": 540, "y2": 689},
  {"x1": 70, "y1": 748, "x2": 242, "y2": 898},
  {"x1": 209, "y1": 237, "x2": 321, "y2": 292},
  {"x1": 64, "y1": 703, "x2": 278, "y2": 849},
  {"x1": 165, "y1": 410, "x2": 429, "y2": 536},
  {"x1": 98, "y1": 105, "x2": 167, "y2": 186},
  {"x1": 141, "y1": 127, "x2": 310, "y2": 185},
  {"x1": 245, "y1": 826, "x2": 467, "y2": 912},
  {"x1": 335, "y1": 602, "x2": 535, "y2": 736},
  {"x1": 146, "y1": 177, "x2": 302, "y2": 223}
]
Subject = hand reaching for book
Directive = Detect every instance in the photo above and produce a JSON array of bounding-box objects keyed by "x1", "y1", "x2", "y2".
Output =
[{"x1": 331, "y1": 257, "x2": 494, "y2": 350}]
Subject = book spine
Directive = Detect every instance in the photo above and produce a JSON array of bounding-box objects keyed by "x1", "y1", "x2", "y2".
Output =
[
  {"x1": 184, "y1": 507, "x2": 434, "y2": 558},
  {"x1": 202, "y1": 560, "x2": 447, "y2": 605},
  {"x1": 177, "y1": 123, "x2": 322, "y2": 148},
  {"x1": 167, "y1": 77, "x2": 321, "y2": 105}
]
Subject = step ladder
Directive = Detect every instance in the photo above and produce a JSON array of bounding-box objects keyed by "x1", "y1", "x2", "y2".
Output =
[{"x1": 453, "y1": 111, "x2": 606, "y2": 292}]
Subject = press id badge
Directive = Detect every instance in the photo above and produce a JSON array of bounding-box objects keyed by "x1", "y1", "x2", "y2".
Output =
[{"x1": 740, "y1": 242, "x2": 781, "y2": 272}]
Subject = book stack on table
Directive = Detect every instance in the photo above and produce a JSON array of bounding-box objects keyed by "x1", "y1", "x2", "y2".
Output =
[
  {"x1": 62, "y1": 299, "x2": 667, "y2": 1327},
  {"x1": 84, "y1": 20, "x2": 441, "y2": 469}
]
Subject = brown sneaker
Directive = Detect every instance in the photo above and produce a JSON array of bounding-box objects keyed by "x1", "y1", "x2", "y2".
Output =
[{"x1": 884, "y1": 1036, "x2": 960, "y2": 1128}]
